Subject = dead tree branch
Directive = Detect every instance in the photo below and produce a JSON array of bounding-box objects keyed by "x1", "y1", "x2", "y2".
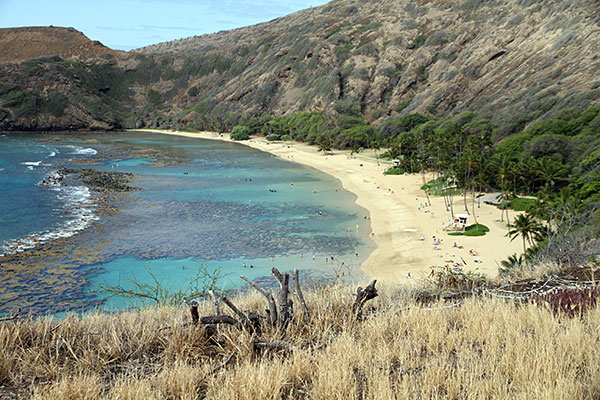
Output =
[
  {"x1": 292, "y1": 269, "x2": 310, "y2": 318},
  {"x1": 272, "y1": 267, "x2": 292, "y2": 328},
  {"x1": 200, "y1": 316, "x2": 239, "y2": 326},
  {"x1": 221, "y1": 295, "x2": 251, "y2": 328},
  {"x1": 352, "y1": 280, "x2": 378, "y2": 321},
  {"x1": 208, "y1": 290, "x2": 221, "y2": 315},
  {"x1": 0, "y1": 308, "x2": 21, "y2": 323},
  {"x1": 240, "y1": 275, "x2": 278, "y2": 326},
  {"x1": 208, "y1": 352, "x2": 235, "y2": 375},
  {"x1": 183, "y1": 298, "x2": 199, "y2": 325}
]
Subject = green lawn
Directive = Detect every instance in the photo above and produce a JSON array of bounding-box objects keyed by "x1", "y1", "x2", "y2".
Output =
[
  {"x1": 448, "y1": 223, "x2": 490, "y2": 237},
  {"x1": 421, "y1": 176, "x2": 461, "y2": 196}
]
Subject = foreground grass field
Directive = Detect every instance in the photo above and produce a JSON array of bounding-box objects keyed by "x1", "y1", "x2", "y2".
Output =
[{"x1": 1, "y1": 281, "x2": 600, "y2": 399}]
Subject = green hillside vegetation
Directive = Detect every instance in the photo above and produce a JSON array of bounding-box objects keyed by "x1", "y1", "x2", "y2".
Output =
[{"x1": 1, "y1": 50, "x2": 598, "y2": 274}]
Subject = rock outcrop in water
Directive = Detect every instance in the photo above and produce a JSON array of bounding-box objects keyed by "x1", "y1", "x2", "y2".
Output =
[{"x1": 59, "y1": 169, "x2": 139, "y2": 192}]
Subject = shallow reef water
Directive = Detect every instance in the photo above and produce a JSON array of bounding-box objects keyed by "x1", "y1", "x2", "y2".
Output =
[{"x1": 0, "y1": 132, "x2": 374, "y2": 315}]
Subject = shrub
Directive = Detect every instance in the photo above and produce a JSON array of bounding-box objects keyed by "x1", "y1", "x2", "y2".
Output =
[
  {"x1": 384, "y1": 167, "x2": 405, "y2": 175},
  {"x1": 92, "y1": 264, "x2": 225, "y2": 306},
  {"x1": 507, "y1": 197, "x2": 537, "y2": 212},
  {"x1": 395, "y1": 99, "x2": 412, "y2": 113},
  {"x1": 2, "y1": 90, "x2": 42, "y2": 118},
  {"x1": 42, "y1": 92, "x2": 68, "y2": 117},
  {"x1": 354, "y1": 42, "x2": 379, "y2": 58},
  {"x1": 333, "y1": 43, "x2": 354, "y2": 60},
  {"x1": 230, "y1": 125, "x2": 251, "y2": 140},
  {"x1": 538, "y1": 287, "x2": 600, "y2": 318},
  {"x1": 187, "y1": 86, "x2": 199, "y2": 97},
  {"x1": 413, "y1": 34, "x2": 428, "y2": 49}
]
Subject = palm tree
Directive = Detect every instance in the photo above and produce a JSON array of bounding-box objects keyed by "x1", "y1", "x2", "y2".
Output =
[
  {"x1": 532, "y1": 157, "x2": 568, "y2": 190},
  {"x1": 506, "y1": 214, "x2": 543, "y2": 254},
  {"x1": 500, "y1": 253, "x2": 525, "y2": 275},
  {"x1": 495, "y1": 186, "x2": 511, "y2": 224}
]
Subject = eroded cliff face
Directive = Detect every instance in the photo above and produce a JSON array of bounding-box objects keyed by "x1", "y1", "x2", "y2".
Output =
[
  {"x1": 134, "y1": 0, "x2": 600, "y2": 133},
  {"x1": 1, "y1": 0, "x2": 599, "y2": 133}
]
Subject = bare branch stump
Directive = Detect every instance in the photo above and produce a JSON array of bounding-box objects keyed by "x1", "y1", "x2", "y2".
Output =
[
  {"x1": 272, "y1": 267, "x2": 292, "y2": 328},
  {"x1": 0, "y1": 308, "x2": 21, "y2": 323},
  {"x1": 209, "y1": 290, "x2": 221, "y2": 315},
  {"x1": 184, "y1": 298, "x2": 199, "y2": 325},
  {"x1": 293, "y1": 269, "x2": 310, "y2": 318},
  {"x1": 200, "y1": 315, "x2": 239, "y2": 326},
  {"x1": 221, "y1": 295, "x2": 251, "y2": 328},
  {"x1": 352, "y1": 280, "x2": 378, "y2": 321},
  {"x1": 241, "y1": 275, "x2": 278, "y2": 326}
]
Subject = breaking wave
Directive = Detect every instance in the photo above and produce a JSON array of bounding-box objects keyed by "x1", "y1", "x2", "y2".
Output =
[{"x1": 0, "y1": 173, "x2": 99, "y2": 256}]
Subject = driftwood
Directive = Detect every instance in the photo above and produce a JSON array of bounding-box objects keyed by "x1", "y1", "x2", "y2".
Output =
[
  {"x1": 200, "y1": 315, "x2": 239, "y2": 326},
  {"x1": 0, "y1": 308, "x2": 21, "y2": 323},
  {"x1": 208, "y1": 290, "x2": 221, "y2": 315},
  {"x1": 292, "y1": 269, "x2": 310, "y2": 318},
  {"x1": 183, "y1": 298, "x2": 199, "y2": 325},
  {"x1": 271, "y1": 268, "x2": 293, "y2": 327},
  {"x1": 240, "y1": 275, "x2": 278, "y2": 326},
  {"x1": 352, "y1": 280, "x2": 378, "y2": 320},
  {"x1": 242, "y1": 268, "x2": 301, "y2": 328},
  {"x1": 177, "y1": 273, "x2": 381, "y2": 371},
  {"x1": 221, "y1": 295, "x2": 253, "y2": 328}
]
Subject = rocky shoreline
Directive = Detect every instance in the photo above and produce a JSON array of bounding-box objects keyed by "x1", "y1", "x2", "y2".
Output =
[
  {"x1": 57, "y1": 168, "x2": 140, "y2": 192},
  {"x1": 0, "y1": 169, "x2": 141, "y2": 316}
]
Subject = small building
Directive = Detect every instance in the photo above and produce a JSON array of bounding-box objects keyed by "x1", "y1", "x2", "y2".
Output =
[
  {"x1": 392, "y1": 159, "x2": 400, "y2": 167},
  {"x1": 454, "y1": 214, "x2": 469, "y2": 229}
]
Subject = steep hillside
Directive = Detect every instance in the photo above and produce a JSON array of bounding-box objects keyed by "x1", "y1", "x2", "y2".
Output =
[
  {"x1": 0, "y1": 27, "x2": 130, "y2": 131},
  {"x1": 133, "y1": 0, "x2": 600, "y2": 136},
  {"x1": 0, "y1": 0, "x2": 599, "y2": 133},
  {"x1": 0, "y1": 27, "x2": 121, "y2": 64}
]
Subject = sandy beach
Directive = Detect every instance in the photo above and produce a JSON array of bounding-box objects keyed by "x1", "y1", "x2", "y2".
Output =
[{"x1": 136, "y1": 129, "x2": 523, "y2": 283}]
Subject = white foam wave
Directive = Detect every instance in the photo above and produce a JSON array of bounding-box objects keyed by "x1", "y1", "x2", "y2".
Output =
[
  {"x1": 0, "y1": 180, "x2": 99, "y2": 257},
  {"x1": 22, "y1": 161, "x2": 42, "y2": 166},
  {"x1": 68, "y1": 146, "x2": 97, "y2": 155}
]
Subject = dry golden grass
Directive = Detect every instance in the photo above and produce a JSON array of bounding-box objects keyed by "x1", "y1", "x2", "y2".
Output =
[{"x1": 2, "y1": 285, "x2": 600, "y2": 399}]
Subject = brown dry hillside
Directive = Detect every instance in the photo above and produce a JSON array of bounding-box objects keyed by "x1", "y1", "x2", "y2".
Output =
[
  {"x1": 134, "y1": 0, "x2": 600, "y2": 131},
  {"x1": 0, "y1": 26, "x2": 121, "y2": 64},
  {"x1": 0, "y1": 0, "x2": 599, "y2": 132}
]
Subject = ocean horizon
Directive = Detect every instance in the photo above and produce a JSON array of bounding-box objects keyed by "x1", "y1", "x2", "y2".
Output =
[{"x1": 0, "y1": 131, "x2": 374, "y2": 316}]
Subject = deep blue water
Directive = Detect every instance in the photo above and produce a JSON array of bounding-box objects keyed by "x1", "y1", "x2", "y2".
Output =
[{"x1": 0, "y1": 132, "x2": 374, "y2": 315}]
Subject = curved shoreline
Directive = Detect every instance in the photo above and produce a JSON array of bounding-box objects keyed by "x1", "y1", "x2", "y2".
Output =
[{"x1": 134, "y1": 129, "x2": 523, "y2": 283}]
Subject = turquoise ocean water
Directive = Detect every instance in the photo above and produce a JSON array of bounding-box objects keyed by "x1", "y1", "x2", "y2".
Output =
[{"x1": 0, "y1": 132, "x2": 374, "y2": 315}]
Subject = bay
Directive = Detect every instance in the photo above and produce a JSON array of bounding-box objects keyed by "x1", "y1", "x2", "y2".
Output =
[{"x1": 0, "y1": 131, "x2": 374, "y2": 315}]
